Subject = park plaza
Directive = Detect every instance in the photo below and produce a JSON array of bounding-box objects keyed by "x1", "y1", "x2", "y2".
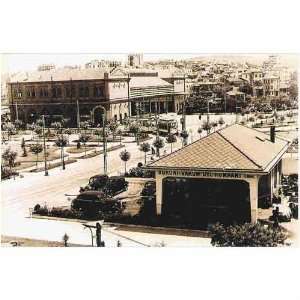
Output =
[{"x1": 146, "y1": 124, "x2": 290, "y2": 227}]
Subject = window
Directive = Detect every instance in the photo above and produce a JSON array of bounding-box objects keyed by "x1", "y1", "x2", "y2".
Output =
[
  {"x1": 85, "y1": 87, "x2": 89, "y2": 97},
  {"x1": 94, "y1": 86, "x2": 103, "y2": 97},
  {"x1": 79, "y1": 86, "x2": 85, "y2": 97},
  {"x1": 57, "y1": 87, "x2": 62, "y2": 98},
  {"x1": 65, "y1": 87, "x2": 71, "y2": 98},
  {"x1": 52, "y1": 88, "x2": 57, "y2": 98}
]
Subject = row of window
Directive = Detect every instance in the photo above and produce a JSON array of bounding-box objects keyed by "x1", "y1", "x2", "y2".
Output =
[{"x1": 13, "y1": 86, "x2": 104, "y2": 99}]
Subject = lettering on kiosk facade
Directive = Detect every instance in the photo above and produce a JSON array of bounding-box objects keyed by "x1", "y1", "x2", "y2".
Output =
[{"x1": 158, "y1": 170, "x2": 255, "y2": 179}]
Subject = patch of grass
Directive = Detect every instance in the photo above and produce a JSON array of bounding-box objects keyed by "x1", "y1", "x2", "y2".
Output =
[{"x1": 30, "y1": 159, "x2": 77, "y2": 172}]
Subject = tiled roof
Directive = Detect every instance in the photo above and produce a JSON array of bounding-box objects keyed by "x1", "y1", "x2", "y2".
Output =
[
  {"x1": 148, "y1": 124, "x2": 289, "y2": 172},
  {"x1": 129, "y1": 77, "x2": 172, "y2": 88},
  {"x1": 10, "y1": 68, "x2": 108, "y2": 83}
]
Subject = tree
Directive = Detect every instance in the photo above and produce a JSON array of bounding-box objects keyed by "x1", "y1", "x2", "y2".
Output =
[
  {"x1": 287, "y1": 111, "x2": 293, "y2": 120},
  {"x1": 108, "y1": 121, "x2": 119, "y2": 141},
  {"x1": 51, "y1": 122, "x2": 63, "y2": 135},
  {"x1": 212, "y1": 121, "x2": 218, "y2": 132},
  {"x1": 202, "y1": 120, "x2": 212, "y2": 135},
  {"x1": 14, "y1": 120, "x2": 24, "y2": 132},
  {"x1": 210, "y1": 222, "x2": 288, "y2": 247},
  {"x1": 197, "y1": 128, "x2": 203, "y2": 139},
  {"x1": 129, "y1": 122, "x2": 140, "y2": 144},
  {"x1": 2, "y1": 147, "x2": 17, "y2": 171},
  {"x1": 34, "y1": 126, "x2": 43, "y2": 138},
  {"x1": 218, "y1": 117, "x2": 225, "y2": 127},
  {"x1": 55, "y1": 135, "x2": 68, "y2": 170},
  {"x1": 27, "y1": 123, "x2": 36, "y2": 140},
  {"x1": 166, "y1": 134, "x2": 177, "y2": 153},
  {"x1": 80, "y1": 121, "x2": 90, "y2": 134},
  {"x1": 5, "y1": 123, "x2": 16, "y2": 140},
  {"x1": 63, "y1": 128, "x2": 72, "y2": 145},
  {"x1": 180, "y1": 130, "x2": 189, "y2": 146},
  {"x1": 30, "y1": 143, "x2": 43, "y2": 167},
  {"x1": 249, "y1": 116, "x2": 255, "y2": 123},
  {"x1": 153, "y1": 137, "x2": 165, "y2": 157},
  {"x1": 117, "y1": 129, "x2": 123, "y2": 145},
  {"x1": 79, "y1": 134, "x2": 90, "y2": 157},
  {"x1": 36, "y1": 119, "x2": 44, "y2": 127},
  {"x1": 94, "y1": 128, "x2": 102, "y2": 146},
  {"x1": 120, "y1": 149, "x2": 131, "y2": 174},
  {"x1": 21, "y1": 137, "x2": 26, "y2": 149},
  {"x1": 22, "y1": 146, "x2": 28, "y2": 157},
  {"x1": 139, "y1": 142, "x2": 150, "y2": 164}
]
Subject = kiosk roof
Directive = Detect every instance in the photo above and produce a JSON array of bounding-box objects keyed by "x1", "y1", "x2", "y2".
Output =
[{"x1": 147, "y1": 124, "x2": 289, "y2": 173}]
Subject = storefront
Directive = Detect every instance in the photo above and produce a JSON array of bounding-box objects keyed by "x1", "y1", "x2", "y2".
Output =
[{"x1": 146, "y1": 124, "x2": 289, "y2": 226}]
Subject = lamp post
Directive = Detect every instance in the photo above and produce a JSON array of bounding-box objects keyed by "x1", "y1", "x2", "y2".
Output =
[
  {"x1": 91, "y1": 105, "x2": 107, "y2": 175},
  {"x1": 82, "y1": 220, "x2": 105, "y2": 247},
  {"x1": 42, "y1": 115, "x2": 49, "y2": 176}
]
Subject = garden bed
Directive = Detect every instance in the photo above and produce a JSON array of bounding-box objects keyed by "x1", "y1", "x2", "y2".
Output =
[
  {"x1": 77, "y1": 144, "x2": 124, "y2": 159},
  {"x1": 29, "y1": 159, "x2": 77, "y2": 172},
  {"x1": 66, "y1": 147, "x2": 96, "y2": 154}
]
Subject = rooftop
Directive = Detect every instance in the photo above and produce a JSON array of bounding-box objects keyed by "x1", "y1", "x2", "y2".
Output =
[
  {"x1": 147, "y1": 124, "x2": 289, "y2": 173},
  {"x1": 129, "y1": 77, "x2": 172, "y2": 88},
  {"x1": 10, "y1": 68, "x2": 108, "y2": 83}
]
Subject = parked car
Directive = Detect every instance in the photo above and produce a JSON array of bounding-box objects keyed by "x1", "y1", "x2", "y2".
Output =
[
  {"x1": 270, "y1": 204, "x2": 292, "y2": 222},
  {"x1": 71, "y1": 191, "x2": 121, "y2": 215},
  {"x1": 80, "y1": 175, "x2": 128, "y2": 196}
]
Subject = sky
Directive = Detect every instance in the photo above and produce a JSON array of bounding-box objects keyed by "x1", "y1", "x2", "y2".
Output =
[
  {"x1": 1, "y1": 53, "x2": 197, "y2": 74},
  {"x1": 1, "y1": 53, "x2": 298, "y2": 74}
]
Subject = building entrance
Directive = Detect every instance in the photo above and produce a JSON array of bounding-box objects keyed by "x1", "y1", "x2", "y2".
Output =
[{"x1": 162, "y1": 177, "x2": 251, "y2": 228}]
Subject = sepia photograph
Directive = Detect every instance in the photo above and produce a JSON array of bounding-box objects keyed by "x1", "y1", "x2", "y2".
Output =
[
  {"x1": 1, "y1": 53, "x2": 298, "y2": 247},
  {"x1": 1, "y1": 1, "x2": 300, "y2": 300}
]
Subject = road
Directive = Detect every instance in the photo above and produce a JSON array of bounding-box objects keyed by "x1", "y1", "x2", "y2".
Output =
[{"x1": 1, "y1": 111, "x2": 297, "y2": 246}]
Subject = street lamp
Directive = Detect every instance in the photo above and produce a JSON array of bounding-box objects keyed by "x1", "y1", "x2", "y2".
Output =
[
  {"x1": 82, "y1": 220, "x2": 105, "y2": 247},
  {"x1": 42, "y1": 115, "x2": 49, "y2": 176},
  {"x1": 91, "y1": 105, "x2": 107, "y2": 175}
]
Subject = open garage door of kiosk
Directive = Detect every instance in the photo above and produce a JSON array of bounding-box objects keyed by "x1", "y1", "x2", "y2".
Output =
[{"x1": 162, "y1": 178, "x2": 251, "y2": 228}]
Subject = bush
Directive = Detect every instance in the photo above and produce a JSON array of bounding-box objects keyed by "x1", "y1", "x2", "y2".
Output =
[
  {"x1": 210, "y1": 222, "x2": 288, "y2": 247},
  {"x1": 127, "y1": 167, "x2": 154, "y2": 178},
  {"x1": 34, "y1": 204, "x2": 41, "y2": 213}
]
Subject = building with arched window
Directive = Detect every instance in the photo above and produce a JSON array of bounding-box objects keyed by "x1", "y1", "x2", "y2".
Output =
[{"x1": 8, "y1": 67, "x2": 187, "y2": 126}]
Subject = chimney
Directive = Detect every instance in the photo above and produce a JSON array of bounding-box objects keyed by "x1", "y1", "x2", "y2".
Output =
[{"x1": 270, "y1": 125, "x2": 275, "y2": 143}]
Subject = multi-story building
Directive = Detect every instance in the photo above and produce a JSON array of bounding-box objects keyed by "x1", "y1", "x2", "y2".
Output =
[
  {"x1": 85, "y1": 59, "x2": 122, "y2": 69},
  {"x1": 128, "y1": 54, "x2": 143, "y2": 67},
  {"x1": 263, "y1": 75, "x2": 280, "y2": 97},
  {"x1": 7, "y1": 67, "x2": 186, "y2": 126}
]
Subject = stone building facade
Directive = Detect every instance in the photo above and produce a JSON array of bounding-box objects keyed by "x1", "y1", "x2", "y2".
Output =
[{"x1": 8, "y1": 67, "x2": 186, "y2": 127}]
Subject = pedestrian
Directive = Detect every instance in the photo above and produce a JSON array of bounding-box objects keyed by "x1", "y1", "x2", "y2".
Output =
[{"x1": 272, "y1": 206, "x2": 280, "y2": 228}]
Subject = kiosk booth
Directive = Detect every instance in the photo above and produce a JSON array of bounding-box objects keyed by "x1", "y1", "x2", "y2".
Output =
[{"x1": 146, "y1": 124, "x2": 289, "y2": 226}]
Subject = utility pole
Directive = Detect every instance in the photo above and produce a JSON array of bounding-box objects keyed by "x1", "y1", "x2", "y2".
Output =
[
  {"x1": 42, "y1": 115, "x2": 49, "y2": 176},
  {"x1": 207, "y1": 98, "x2": 210, "y2": 124},
  {"x1": 15, "y1": 102, "x2": 19, "y2": 121},
  {"x1": 102, "y1": 110, "x2": 107, "y2": 175},
  {"x1": 127, "y1": 74, "x2": 131, "y2": 117},
  {"x1": 155, "y1": 101, "x2": 159, "y2": 138},
  {"x1": 182, "y1": 74, "x2": 186, "y2": 131},
  {"x1": 76, "y1": 99, "x2": 80, "y2": 130}
]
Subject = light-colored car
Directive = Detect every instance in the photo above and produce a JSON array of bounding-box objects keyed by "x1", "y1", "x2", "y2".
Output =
[{"x1": 272, "y1": 204, "x2": 292, "y2": 222}]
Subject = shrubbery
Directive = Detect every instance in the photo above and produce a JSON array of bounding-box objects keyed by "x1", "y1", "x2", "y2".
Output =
[
  {"x1": 210, "y1": 222, "x2": 288, "y2": 247},
  {"x1": 127, "y1": 167, "x2": 155, "y2": 178}
]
